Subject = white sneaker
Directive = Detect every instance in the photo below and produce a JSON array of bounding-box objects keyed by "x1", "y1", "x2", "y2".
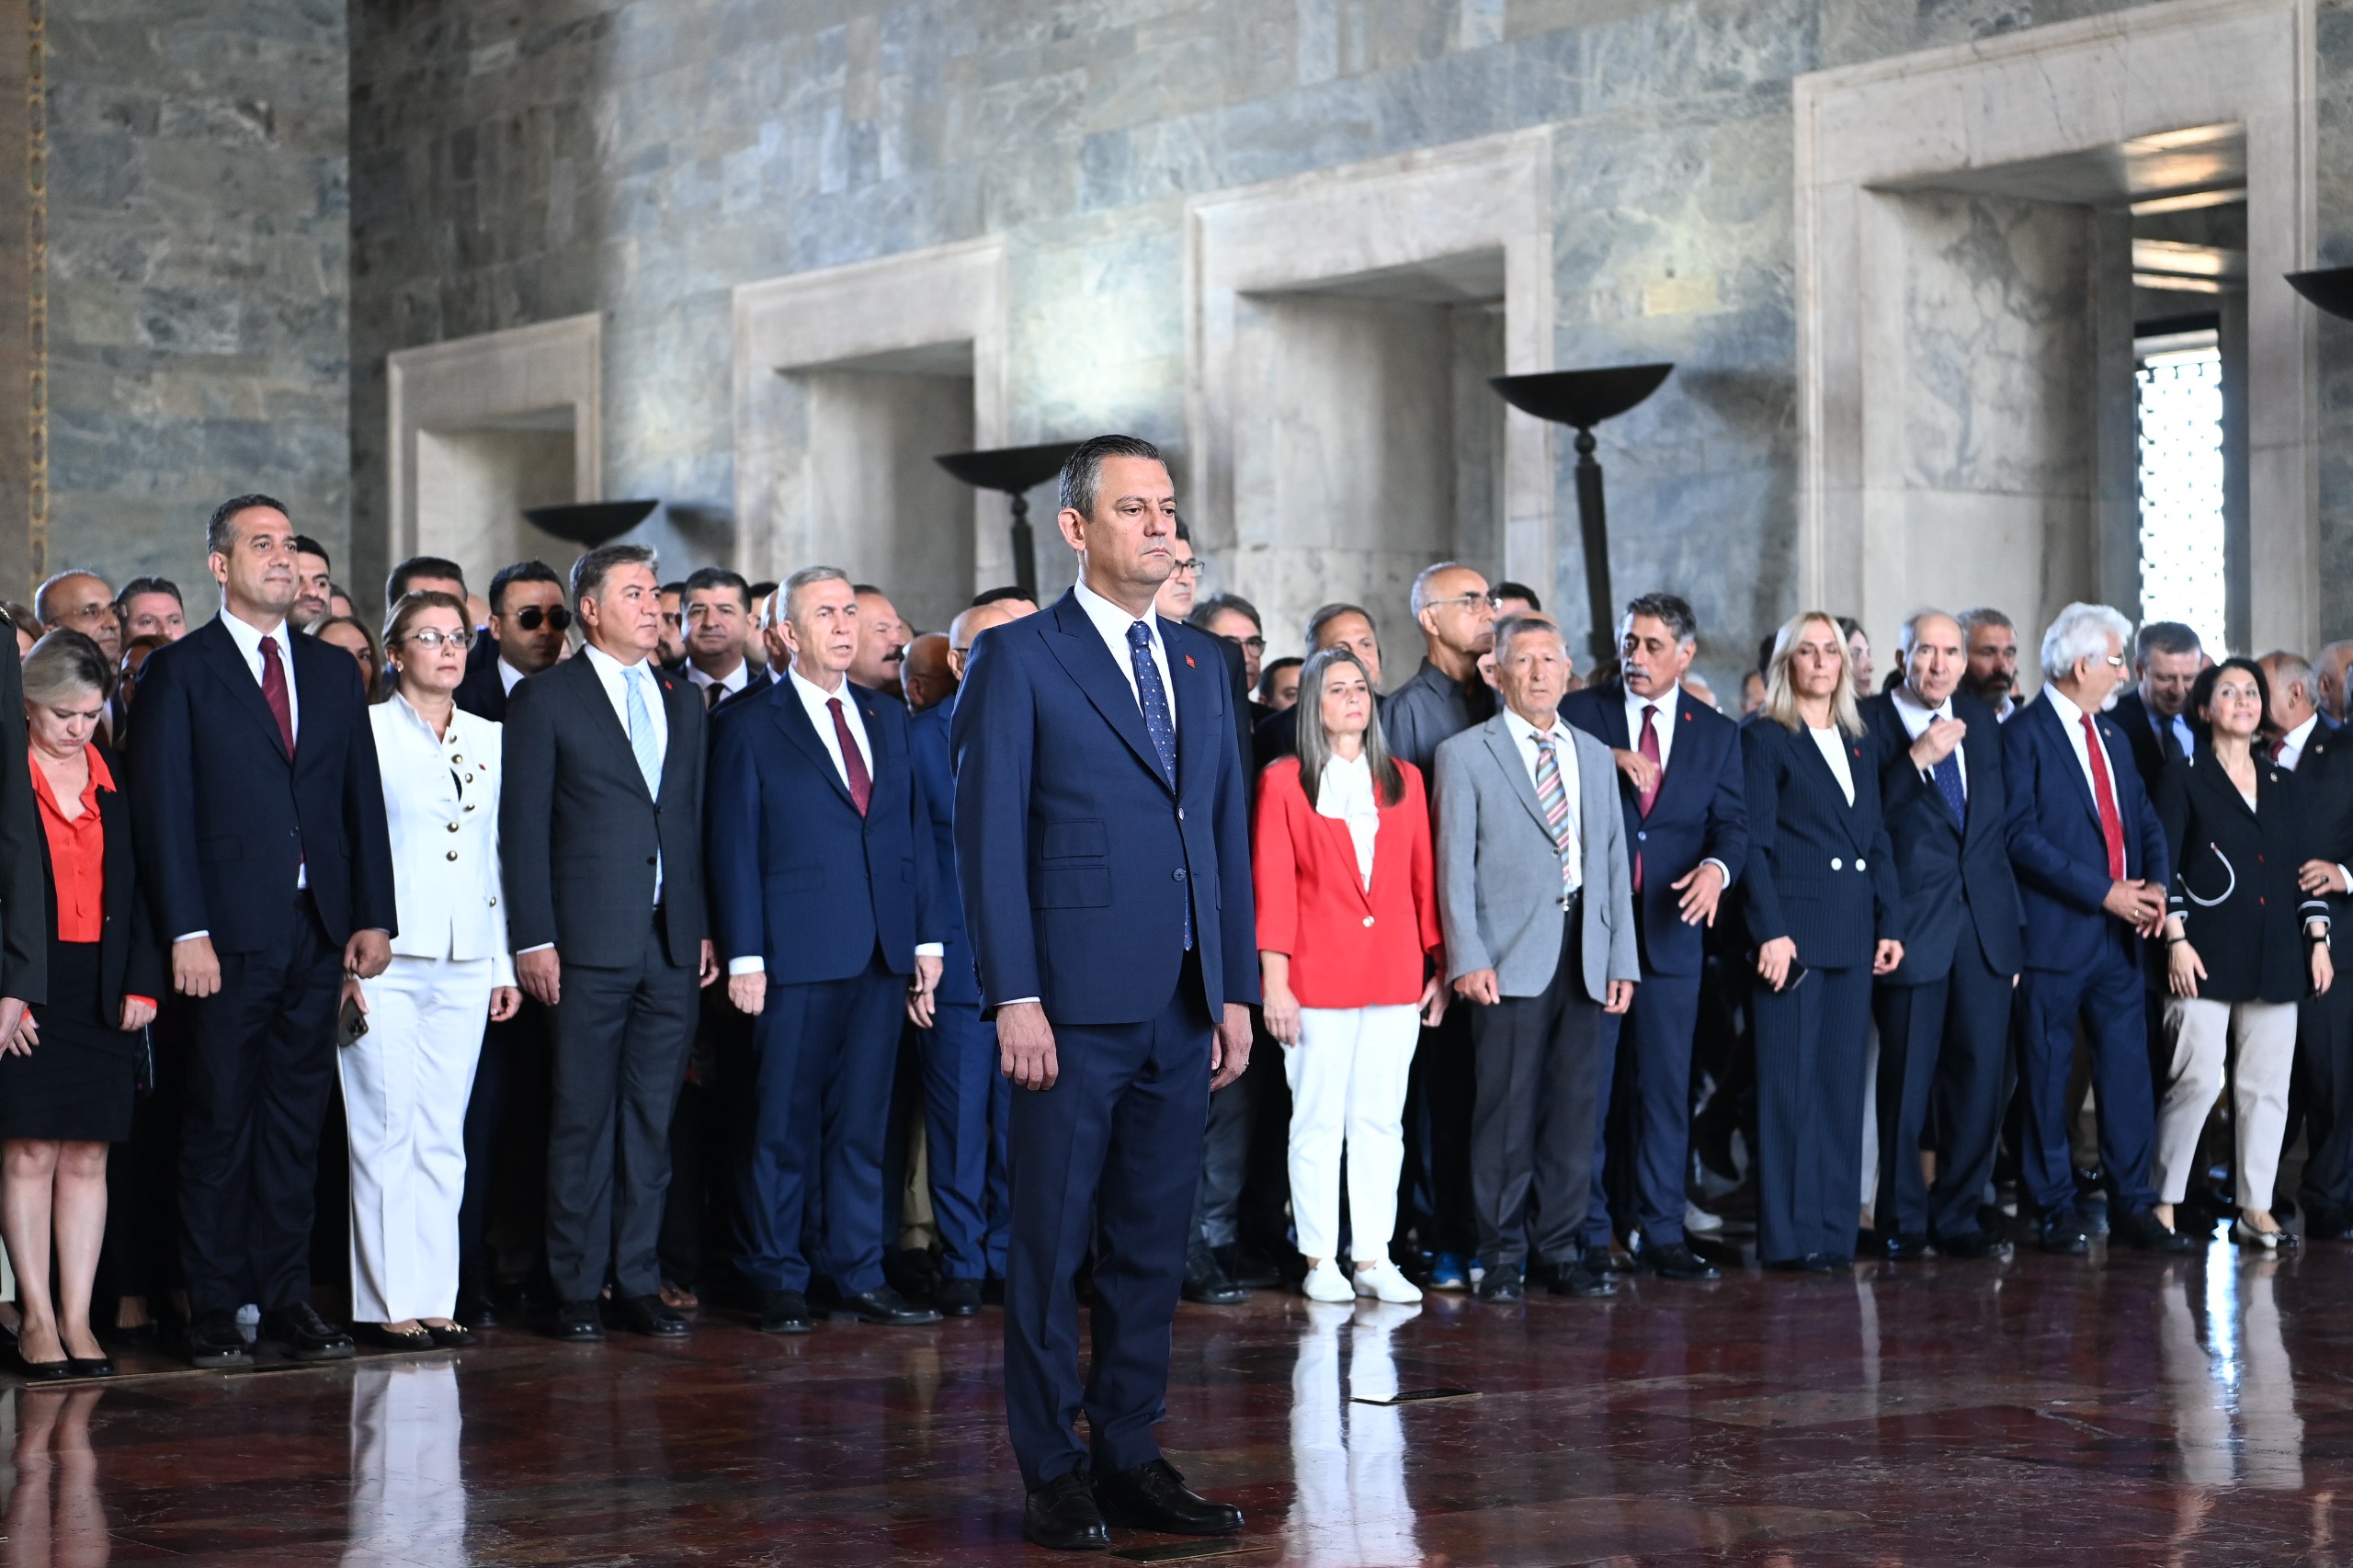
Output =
[
  {"x1": 1350, "y1": 1258, "x2": 1424, "y2": 1304},
  {"x1": 1302, "y1": 1260, "x2": 1354, "y2": 1302}
]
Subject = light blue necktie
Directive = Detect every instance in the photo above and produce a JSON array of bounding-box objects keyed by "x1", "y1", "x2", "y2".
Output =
[
  {"x1": 624, "y1": 665, "x2": 662, "y2": 798},
  {"x1": 1127, "y1": 620, "x2": 1189, "y2": 950}
]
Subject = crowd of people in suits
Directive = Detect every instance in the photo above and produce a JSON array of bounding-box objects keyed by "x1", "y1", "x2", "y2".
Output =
[{"x1": 0, "y1": 454, "x2": 2344, "y2": 1399}]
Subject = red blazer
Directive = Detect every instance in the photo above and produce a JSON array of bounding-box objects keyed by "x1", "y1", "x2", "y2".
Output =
[{"x1": 1253, "y1": 756, "x2": 1441, "y2": 1008}]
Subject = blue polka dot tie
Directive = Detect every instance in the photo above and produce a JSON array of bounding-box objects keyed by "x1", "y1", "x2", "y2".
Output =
[{"x1": 1128, "y1": 619, "x2": 1189, "y2": 949}]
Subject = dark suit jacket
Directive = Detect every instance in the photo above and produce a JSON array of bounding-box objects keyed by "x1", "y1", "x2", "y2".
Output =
[
  {"x1": 0, "y1": 624, "x2": 44, "y2": 1001},
  {"x1": 498, "y1": 651, "x2": 707, "y2": 968},
  {"x1": 129, "y1": 616, "x2": 397, "y2": 953},
  {"x1": 1739, "y1": 717, "x2": 1904, "y2": 969},
  {"x1": 2111, "y1": 689, "x2": 2195, "y2": 800},
  {"x1": 1560, "y1": 681, "x2": 1748, "y2": 976},
  {"x1": 2155, "y1": 751, "x2": 2328, "y2": 1005},
  {"x1": 952, "y1": 589, "x2": 1257, "y2": 1026},
  {"x1": 2001, "y1": 692, "x2": 2171, "y2": 973},
  {"x1": 453, "y1": 653, "x2": 513, "y2": 722},
  {"x1": 36, "y1": 744, "x2": 165, "y2": 1016},
  {"x1": 910, "y1": 694, "x2": 979, "y2": 1006},
  {"x1": 2298, "y1": 718, "x2": 2353, "y2": 960},
  {"x1": 708, "y1": 665, "x2": 774, "y2": 718},
  {"x1": 1860, "y1": 690, "x2": 2025, "y2": 983},
  {"x1": 706, "y1": 674, "x2": 938, "y2": 985}
]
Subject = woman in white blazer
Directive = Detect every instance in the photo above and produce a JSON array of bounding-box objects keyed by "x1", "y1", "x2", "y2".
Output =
[{"x1": 346, "y1": 590, "x2": 518, "y2": 1349}]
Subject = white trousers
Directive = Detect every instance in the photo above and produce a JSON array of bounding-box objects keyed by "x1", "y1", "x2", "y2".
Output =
[
  {"x1": 345, "y1": 1361, "x2": 468, "y2": 1567},
  {"x1": 340, "y1": 955, "x2": 492, "y2": 1323},
  {"x1": 1284, "y1": 1004, "x2": 1420, "y2": 1263},
  {"x1": 2154, "y1": 994, "x2": 2297, "y2": 1210}
]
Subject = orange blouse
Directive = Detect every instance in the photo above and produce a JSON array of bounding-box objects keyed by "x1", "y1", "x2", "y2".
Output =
[{"x1": 30, "y1": 743, "x2": 109, "y2": 944}]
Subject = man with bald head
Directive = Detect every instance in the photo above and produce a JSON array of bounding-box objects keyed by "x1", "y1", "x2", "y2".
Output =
[
  {"x1": 37, "y1": 569, "x2": 119, "y2": 661},
  {"x1": 906, "y1": 594, "x2": 1038, "y2": 1318},
  {"x1": 1857, "y1": 610, "x2": 2022, "y2": 1258}
]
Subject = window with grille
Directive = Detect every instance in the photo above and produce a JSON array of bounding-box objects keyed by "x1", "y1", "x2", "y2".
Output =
[{"x1": 2135, "y1": 342, "x2": 2226, "y2": 653}]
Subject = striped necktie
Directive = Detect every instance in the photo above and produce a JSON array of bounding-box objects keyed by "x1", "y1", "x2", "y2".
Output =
[{"x1": 1533, "y1": 733, "x2": 1577, "y2": 896}]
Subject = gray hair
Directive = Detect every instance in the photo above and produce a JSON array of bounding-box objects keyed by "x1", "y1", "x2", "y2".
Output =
[
  {"x1": 2040, "y1": 602, "x2": 2134, "y2": 683},
  {"x1": 1897, "y1": 608, "x2": 1961, "y2": 660},
  {"x1": 570, "y1": 543, "x2": 657, "y2": 605},
  {"x1": 1292, "y1": 647, "x2": 1404, "y2": 811},
  {"x1": 779, "y1": 564, "x2": 851, "y2": 626},
  {"x1": 23, "y1": 630, "x2": 112, "y2": 706},
  {"x1": 1058, "y1": 434, "x2": 1165, "y2": 519},
  {"x1": 2261, "y1": 649, "x2": 2317, "y2": 702},
  {"x1": 1957, "y1": 606, "x2": 2014, "y2": 639},
  {"x1": 1409, "y1": 562, "x2": 1471, "y2": 618},
  {"x1": 1620, "y1": 592, "x2": 1698, "y2": 647},
  {"x1": 2136, "y1": 619, "x2": 2202, "y2": 662},
  {"x1": 1493, "y1": 612, "x2": 1567, "y2": 660}
]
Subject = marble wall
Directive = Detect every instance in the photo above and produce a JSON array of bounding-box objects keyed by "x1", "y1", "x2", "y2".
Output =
[
  {"x1": 44, "y1": 0, "x2": 348, "y2": 600},
  {"x1": 335, "y1": 0, "x2": 2347, "y2": 687}
]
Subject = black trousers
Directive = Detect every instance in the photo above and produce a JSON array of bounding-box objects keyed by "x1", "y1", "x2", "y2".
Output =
[
  {"x1": 459, "y1": 997, "x2": 551, "y2": 1303},
  {"x1": 1754, "y1": 962, "x2": 1872, "y2": 1265},
  {"x1": 177, "y1": 895, "x2": 343, "y2": 1318},
  {"x1": 543, "y1": 921, "x2": 699, "y2": 1303},
  {"x1": 2296, "y1": 957, "x2": 2353, "y2": 1217},
  {"x1": 1469, "y1": 911, "x2": 1606, "y2": 1272},
  {"x1": 1871, "y1": 931, "x2": 2012, "y2": 1240},
  {"x1": 1399, "y1": 1002, "x2": 1478, "y2": 1256}
]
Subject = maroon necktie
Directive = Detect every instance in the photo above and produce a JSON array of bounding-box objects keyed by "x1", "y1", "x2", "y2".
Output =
[
  {"x1": 1633, "y1": 703, "x2": 1663, "y2": 891},
  {"x1": 2080, "y1": 713, "x2": 2126, "y2": 881},
  {"x1": 828, "y1": 698, "x2": 871, "y2": 816},
  {"x1": 259, "y1": 633, "x2": 294, "y2": 756}
]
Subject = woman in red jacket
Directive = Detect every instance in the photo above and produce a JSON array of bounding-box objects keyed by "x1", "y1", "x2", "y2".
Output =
[{"x1": 1256, "y1": 647, "x2": 1445, "y2": 1305}]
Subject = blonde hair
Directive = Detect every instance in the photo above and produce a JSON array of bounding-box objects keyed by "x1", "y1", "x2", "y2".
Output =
[{"x1": 1761, "y1": 611, "x2": 1864, "y2": 736}]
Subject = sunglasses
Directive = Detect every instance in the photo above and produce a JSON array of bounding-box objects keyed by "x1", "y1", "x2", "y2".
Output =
[{"x1": 510, "y1": 605, "x2": 573, "y2": 632}]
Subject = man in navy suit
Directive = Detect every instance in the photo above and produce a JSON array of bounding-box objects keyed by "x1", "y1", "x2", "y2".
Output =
[
  {"x1": 1860, "y1": 610, "x2": 2023, "y2": 1258},
  {"x1": 707, "y1": 567, "x2": 943, "y2": 1334},
  {"x1": 677, "y1": 565, "x2": 772, "y2": 714},
  {"x1": 2110, "y1": 620, "x2": 2204, "y2": 795},
  {"x1": 954, "y1": 435, "x2": 1256, "y2": 1551},
  {"x1": 130, "y1": 494, "x2": 398, "y2": 1368},
  {"x1": 903, "y1": 597, "x2": 1030, "y2": 1319},
  {"x1": 2002, "y1": 603, "x2": 2190, "y2": 1256},
  {"x1": 1560, "y1": 593, "x2": 1746, "y2": 1282}
]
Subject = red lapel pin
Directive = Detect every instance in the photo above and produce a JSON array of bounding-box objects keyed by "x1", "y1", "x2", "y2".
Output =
[{"x1": 1184, "y1": 654, "x2": 1195, "y2": 667}]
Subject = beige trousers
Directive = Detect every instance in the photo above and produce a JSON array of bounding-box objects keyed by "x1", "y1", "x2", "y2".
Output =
[{"x1": 2153, "y1": 995, "x2": 2297, "y2": 1210}]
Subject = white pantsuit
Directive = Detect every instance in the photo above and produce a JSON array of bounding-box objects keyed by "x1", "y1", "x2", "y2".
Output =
[
  {"x1": 2154, "y1": 994, "x2": 2297, "y2": 1210},
  {"x1": 347, "y1": 696, "x2": 512, "y2": 1323},
  {"x1": 1284, "y1": 1005, "x2": 1420, "y2": 1263}
]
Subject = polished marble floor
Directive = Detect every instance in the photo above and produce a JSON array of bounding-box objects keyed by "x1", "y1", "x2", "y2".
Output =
[{"x1": 6, "y1": 1236, "x2": 2353, "y2": 1565}]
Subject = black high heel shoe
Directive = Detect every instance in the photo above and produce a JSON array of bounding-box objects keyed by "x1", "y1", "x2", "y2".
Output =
[
  {"x1": 65, "y1": 1356, "x2": 114, "y2": 1378},
  {"x1": 14, "y1": 1345, "x2": 69, "y2": 1381}
]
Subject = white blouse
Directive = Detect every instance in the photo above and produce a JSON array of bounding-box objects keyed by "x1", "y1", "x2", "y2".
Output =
[
  {"x1": 1809, "y1": 724, "x2": 1856, "y2": 807},
  {"x1": 1315, "y1": 750, "x2": 1381, "y2": 890}
]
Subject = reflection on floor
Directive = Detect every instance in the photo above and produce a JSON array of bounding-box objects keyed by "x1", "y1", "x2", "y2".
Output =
[{"x1": 6, "y1": 1238, "x2": 2353, "y2": 1563}]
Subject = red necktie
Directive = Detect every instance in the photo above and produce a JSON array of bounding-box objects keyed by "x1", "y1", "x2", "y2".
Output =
[
  {"x1": 259, "y1": 634, "x2": 294, "y2": 756},
  {"x1": 2080, "y1": 713, "x2": 2125, "y2": 881},
  {"x1": 828, "y1": 697, "x2": 871, "y2": 816},
  {"x1": 1634, "y1": 703, "x2": 1663, "y2": 892}
]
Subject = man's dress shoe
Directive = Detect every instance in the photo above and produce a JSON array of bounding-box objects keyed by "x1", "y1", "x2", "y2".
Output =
[
  {"x1": 831, "y1": 1285, "x2": 941, "y2": 1326},
  {"x1": 1024, "y1": 1471, "x2": 1110, "y2": 1551},
  {"x1": 760, "y1": 1290, "x2": 813, "y2": 1335},
  {"x1": 260, "y1": 1303, "x2": 354, "y2": 1361},
  {"x1": 1094, "y1": 1458, "x2": 1243, "y2": 1536},
  {"x1": 549, "y1": 1299, "x2": 605, "y2": 1342},
  {"x1": 606, "y1": 1294, "x2": 690, "y2": 1335}
]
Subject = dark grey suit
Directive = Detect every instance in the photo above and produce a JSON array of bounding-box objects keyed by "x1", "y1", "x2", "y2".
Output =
[{"x1": 500, "y1": 651, "x2": 709, "y2": 1303}]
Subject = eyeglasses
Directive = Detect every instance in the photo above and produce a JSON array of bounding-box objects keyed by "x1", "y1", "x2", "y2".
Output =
[
  {"x1": 1233, "y1": 635, "x2": 1266, "y2": 653},
  {"x1": 1426, "y1": 594, "x2": 1491, "y2": 613},
  {"x1": 402, "y1": 629, "x2": 475, "y2": 652},
  {"x1": 1169, "y1": 556, "x2": 1206, "y2": 578},
  {"x1": 510, "y1": 605, "x2": 572, "y2": 632}
]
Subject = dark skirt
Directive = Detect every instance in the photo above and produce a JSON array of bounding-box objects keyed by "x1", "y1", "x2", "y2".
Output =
[{"x1": 0, "y1": 940, "x2": 135, "y2": 1142}]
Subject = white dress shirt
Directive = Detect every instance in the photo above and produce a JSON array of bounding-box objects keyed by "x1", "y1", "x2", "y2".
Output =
[
  {"x1": 1890, "y1": 683, "x2": 1967, "y2": 793},
  {"x1": 222, "y1": 608, "x2": 301, "y2": 746},
  {"x1": 178, "y1": 609, "x2": 310, "y2": 939},
  {"x1": 497, "y1": 657, "x2": 528, "y2": 695},
  {"x1": 729, "y1": 665, "x2": 939, "y2": 977},
  {"x1": 2040, "y1": 683, "x2": 2117, "y2": 822},
  {"x1": 1073, "y1": 574, "x2": 1176, "y2": 736},
  {"x1": 688, "y1": 658, "x2": 751, "y2": 704},
  {"x1": 2278, "y1": 712, "x2": 2322, "y2": 771},
  {"x1": 1314, "y1": 749, "x2": 1381, "y2": 891},
  {"x1": 1624, "y1": 686, "x2": 1678, "y2": 773},
  {"x1": 1809, "y1": 725, "x2": 1855, "y2": 806},
  {"x1": 1503, "y1": 706, "x2": 1582, "y2": 893}
]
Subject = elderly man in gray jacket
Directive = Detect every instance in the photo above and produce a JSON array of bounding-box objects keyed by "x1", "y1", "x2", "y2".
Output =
[{"x1": 1435, "y1": 614, "x2": 1638, "y2": 1303}]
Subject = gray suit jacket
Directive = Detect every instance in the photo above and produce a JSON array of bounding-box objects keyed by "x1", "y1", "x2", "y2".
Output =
[{"x1": 1434, "y1": 712, "x2": 1638, "y2": 1001}]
